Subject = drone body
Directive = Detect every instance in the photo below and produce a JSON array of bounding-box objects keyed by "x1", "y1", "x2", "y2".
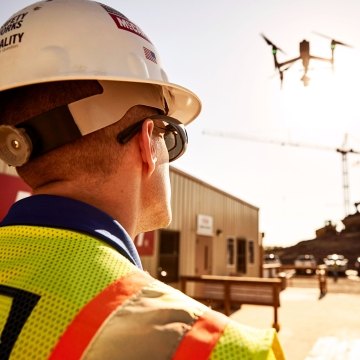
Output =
[{"x1": 262, "y1": 33, "x2": 351, "y2": 87}]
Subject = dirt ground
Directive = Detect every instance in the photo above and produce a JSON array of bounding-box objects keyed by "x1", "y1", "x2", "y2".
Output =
[
  {"x1": 230, "y1": 275, "x2": 360, "y2": 359},
  {"x1": 289, "y1": 273, "x2": 360, "y2": 295}
]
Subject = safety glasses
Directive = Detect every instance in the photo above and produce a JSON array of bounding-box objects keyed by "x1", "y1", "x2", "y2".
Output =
[{"x1": 117, "y1": 115, "x2": 188, "y2": 162}]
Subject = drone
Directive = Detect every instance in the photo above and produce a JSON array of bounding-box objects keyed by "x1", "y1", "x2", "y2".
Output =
[{"x1": 261, "y1": 33, "x2": 352, "y2": 87}]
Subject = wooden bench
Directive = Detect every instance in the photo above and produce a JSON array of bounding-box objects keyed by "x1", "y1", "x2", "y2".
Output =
[{"x1": 180, "y1": 275, "x2": 282, "y2": 331}]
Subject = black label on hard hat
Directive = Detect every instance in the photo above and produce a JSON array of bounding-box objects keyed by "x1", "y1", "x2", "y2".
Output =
[
  {"x1": 98, "y1": 3, "x2": 152, "y2": 44},
  {"x1": 0, "y1": 12, "x2": 27, "y2": 53},
  {"x1": 0, "y1": 33, "x2": 24, "y2": 51},
  {"x1": 0, "y1": 12, "x2": 28, "y2": 36}
]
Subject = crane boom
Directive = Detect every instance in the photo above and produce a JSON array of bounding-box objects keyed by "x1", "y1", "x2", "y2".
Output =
[{"x1": 203, "y1": 129, "x2": 360, "y2": 216}]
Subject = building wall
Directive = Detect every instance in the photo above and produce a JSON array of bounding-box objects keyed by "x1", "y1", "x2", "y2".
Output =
[{"x1": 140, "y1": 167, "x2": 261, "y2": 279}]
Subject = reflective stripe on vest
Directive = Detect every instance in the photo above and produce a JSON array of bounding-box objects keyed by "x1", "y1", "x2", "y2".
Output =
[
  {"x1": 49, "y1": 272, "x2": 152, "y2": 360},
  {"x1": 173, "y1": 310, "x2": 229, "y2": 359}
]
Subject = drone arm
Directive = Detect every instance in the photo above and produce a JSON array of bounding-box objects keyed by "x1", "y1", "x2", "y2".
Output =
[
  {"x1": 309, "y1": 55, "x2": 332, "y2": 63},
  {"x1": 278, "y1": 56, "x2": 301, "y2": 68}
]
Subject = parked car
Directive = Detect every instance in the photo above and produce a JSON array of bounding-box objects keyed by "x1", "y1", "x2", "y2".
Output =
[
  {"x1": 294, "y1": 254, "x2": 317, "y2": 275},
  {"x1": 263, "y1": 253, "x2": 281, "y2": 266},
  {"x1": 323, "y1": 254, "x2": 348, "y2": 275}
]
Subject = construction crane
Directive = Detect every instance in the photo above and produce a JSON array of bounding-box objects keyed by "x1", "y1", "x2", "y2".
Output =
[{"x1": 203, "y1": 129, "x2": 360, "y2": 217}]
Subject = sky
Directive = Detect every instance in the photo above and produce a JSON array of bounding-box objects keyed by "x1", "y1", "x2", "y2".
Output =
[{"x1": 3, "y1": 1, "x2": 360, "y2": 248}]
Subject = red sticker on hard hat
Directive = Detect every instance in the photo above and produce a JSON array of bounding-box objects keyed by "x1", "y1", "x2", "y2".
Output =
[
  {"x1": 98, "y1": 3, "x2": 152, "y2": 44},
  {"x1": 0, "y1": 12, "x2": 27, "y2": 52},
  {"x1": 143, "y1": 47, "x2": 157, "y2": 64}
]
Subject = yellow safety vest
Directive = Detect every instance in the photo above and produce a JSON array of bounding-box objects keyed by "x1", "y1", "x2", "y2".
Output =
[{"x1": 0, "y1": 225, "x2": 285, "y2": 359}]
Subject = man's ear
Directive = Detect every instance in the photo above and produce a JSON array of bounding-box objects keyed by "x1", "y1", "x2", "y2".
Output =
[{"x1": 139, "y1": 119, "x2": 157, "y2": 176}]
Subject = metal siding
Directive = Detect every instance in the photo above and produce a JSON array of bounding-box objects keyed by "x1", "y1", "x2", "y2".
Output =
[{"x1": 169, "y1": 168, "x2": 260, "y2": 277}]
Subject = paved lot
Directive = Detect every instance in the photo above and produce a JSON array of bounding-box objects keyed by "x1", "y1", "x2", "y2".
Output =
[{"x1": 230, "y1": 277, "x2": 360, "y2": 359}]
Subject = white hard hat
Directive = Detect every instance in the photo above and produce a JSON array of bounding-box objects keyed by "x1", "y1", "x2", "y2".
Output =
[
  {"x1": 0, "y1": 0, "x2": 201, "y2": 125},
  {"x1": 0, "y1": 0, "x2": 201, "y2": 166}
]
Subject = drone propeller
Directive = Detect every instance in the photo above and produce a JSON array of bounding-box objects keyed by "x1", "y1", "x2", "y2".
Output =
[
  {"x1": 260, "y1": 33, "x2": 286, "y2": 54},
  {"x1": 331, "y1": 39, "x2": 352, "y2": 48},
  {"x1": 312, "y1": 31, "x2": 352, "y2": 48}
]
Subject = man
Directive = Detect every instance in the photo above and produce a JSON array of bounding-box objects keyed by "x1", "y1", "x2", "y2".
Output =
[{"x1": 0, "y1": 1, "x2": 285, "y2": 359}]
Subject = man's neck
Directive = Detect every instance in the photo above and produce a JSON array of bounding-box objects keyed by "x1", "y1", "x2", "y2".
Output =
[{"x1": 33, "y1": 176, "x2": 141, "y2": 240}]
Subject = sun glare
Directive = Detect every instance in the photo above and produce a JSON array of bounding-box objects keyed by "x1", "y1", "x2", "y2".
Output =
[{"x1": 278, "y1": 48, "x2": 360, "y2": 140}]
